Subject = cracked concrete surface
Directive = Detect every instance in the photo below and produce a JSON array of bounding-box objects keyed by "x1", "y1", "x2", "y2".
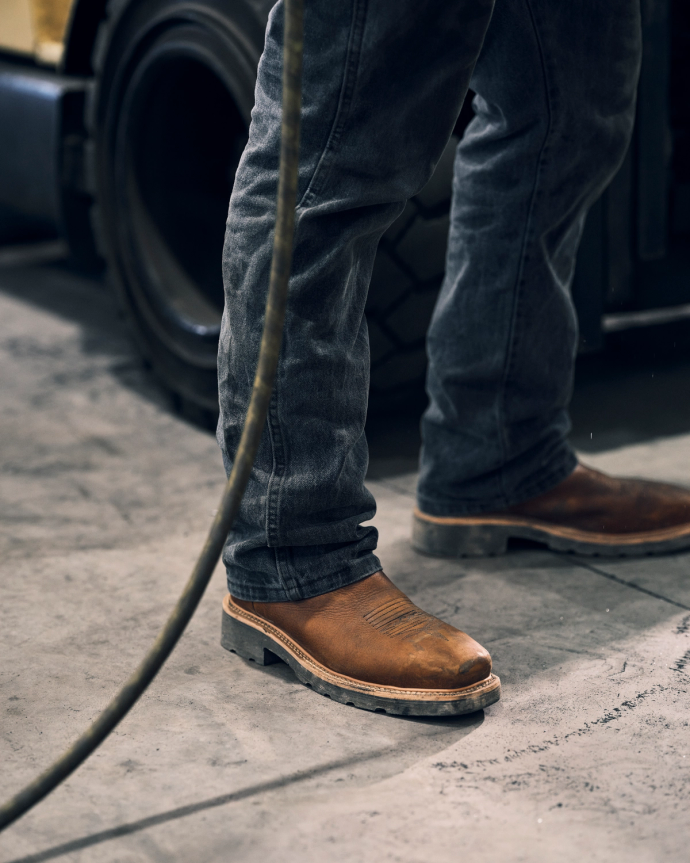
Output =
[{"x1": 1, "y1": 245, "x2": 689, "y2": 862}]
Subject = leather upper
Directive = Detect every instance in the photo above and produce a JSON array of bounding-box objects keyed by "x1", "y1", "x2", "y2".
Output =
[
  {"x1": 500, "y1": 464, "x2": 690, "y2": 534},
  {"x1": 232, "y1": 572, "x2": 491, "y2": 690}
]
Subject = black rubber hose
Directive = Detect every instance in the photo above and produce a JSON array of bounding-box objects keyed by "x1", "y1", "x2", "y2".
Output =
[{"x1": 0, "y1": 0, "x2": 304, "y2": 833}]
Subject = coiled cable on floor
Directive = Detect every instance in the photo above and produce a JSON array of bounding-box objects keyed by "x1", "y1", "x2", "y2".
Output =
[{"x1": 0, "y1": 0, "x2": 304, "y2": 832}]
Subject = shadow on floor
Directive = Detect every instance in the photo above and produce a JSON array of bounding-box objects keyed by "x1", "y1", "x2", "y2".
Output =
[
  {"x1": 0, "y1": 243, "x2": 179, "y2": 418},
  {"x1": 1, "y1": 711, "x2": 479, "y2": 863}
]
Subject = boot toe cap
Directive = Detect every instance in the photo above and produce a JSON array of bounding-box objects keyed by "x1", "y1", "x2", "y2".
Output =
[
  {"x1": 424, "y1": 638, "x2": 492, "y2": 689},
  {"x1": 456, "y1": 646, "x2": 492, "y2": 687}
]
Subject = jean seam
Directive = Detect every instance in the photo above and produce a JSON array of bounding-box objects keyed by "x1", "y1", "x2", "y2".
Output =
[
  {"x1": 296, "y1": 0, "x2": 368, "y2": 210},
  {"x1": 266, "y1": 388, "x2": 298, "y2": 601},
  {"x1": 266, "y1": 386, "x2": 288, "y2": 546},
  {"x1": 274, "y1": 546, "x2": 304, "y2": 600},
  {"x1": 262, "y1": 0, "x2": 367, "y2": 590},
  {"x1": 495, "y1": 0, "x2": 555, "y2": 507}
]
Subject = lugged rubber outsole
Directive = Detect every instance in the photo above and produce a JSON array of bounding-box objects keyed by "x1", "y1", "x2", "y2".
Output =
[
  {"x1": 220, "y1": 595, "x2": 501, "y2": 717},
  {"x1": 412, "y1": 508, "x2": 690, "y2": 558}
]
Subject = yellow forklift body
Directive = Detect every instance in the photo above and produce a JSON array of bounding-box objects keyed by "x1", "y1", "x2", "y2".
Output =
[{"x1": 0, "y1": 0, "x2": 73, "y2": 65}]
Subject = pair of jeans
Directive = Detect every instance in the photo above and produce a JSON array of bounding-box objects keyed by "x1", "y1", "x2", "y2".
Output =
[{"x1": 217, "y1": 0, "x2": 642, "y2": 602}]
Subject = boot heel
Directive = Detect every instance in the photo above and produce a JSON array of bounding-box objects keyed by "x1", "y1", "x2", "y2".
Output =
[
  {"x1": 412, "y1": 513, "x2": 509, "y2": 558},
  {"x1": 221, "y1": 611, "x2": 281, "y2": 665}
]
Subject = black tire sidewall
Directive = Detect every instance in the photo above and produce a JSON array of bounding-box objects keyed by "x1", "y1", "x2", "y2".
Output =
[{"x1": 90, "y1": 0, "x2": 266, "y2": 411}]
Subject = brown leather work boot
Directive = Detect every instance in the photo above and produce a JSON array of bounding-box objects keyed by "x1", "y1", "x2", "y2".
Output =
[
  {"x1": 413, "y1": 463, "x2": 690, "y2": 558},
  {"x1": 221, "y1": 571, "x2": 500, "y2": 716}
]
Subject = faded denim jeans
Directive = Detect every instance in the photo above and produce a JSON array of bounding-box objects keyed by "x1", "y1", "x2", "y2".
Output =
[{"x1": 217, "y1": 0, "x2": 642, "y2": 601}]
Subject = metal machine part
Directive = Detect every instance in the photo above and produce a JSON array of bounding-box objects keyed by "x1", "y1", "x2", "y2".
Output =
[{"x1": 0, "y1": 62, "x2": 84, "y2": 243}]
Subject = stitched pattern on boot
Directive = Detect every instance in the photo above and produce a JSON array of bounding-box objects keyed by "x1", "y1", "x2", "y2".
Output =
[{"x1": 363, "y1": 598, "x2": 448, "y2": 640}]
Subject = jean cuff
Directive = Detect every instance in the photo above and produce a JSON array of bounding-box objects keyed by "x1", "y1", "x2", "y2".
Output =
[
  {"x1": 226, "y1": 551, "x2": 383, "y2": 602},
  {"x1": 417, "y1": 446, "x2": 578, "y2": 517}
]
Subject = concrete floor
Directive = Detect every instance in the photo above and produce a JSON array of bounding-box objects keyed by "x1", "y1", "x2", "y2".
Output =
[{"x1": 1, "y1": 243, "x2": 690, "y2": 863}]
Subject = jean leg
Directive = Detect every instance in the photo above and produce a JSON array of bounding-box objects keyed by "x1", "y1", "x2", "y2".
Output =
[
  {"x1": 418, "y1": 0, "x2": 642, "y2": 517},
  {"x1": 218, "y1": 0, "x2": 495, "y2": 600}
]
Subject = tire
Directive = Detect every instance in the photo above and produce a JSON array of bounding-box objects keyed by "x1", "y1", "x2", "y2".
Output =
[
  {"x1": 87, "y1": 0, "x2": 268, "y2": 424},
  {"x1": 88, "y1": 0, "x2": 459, "y2": 422}
]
